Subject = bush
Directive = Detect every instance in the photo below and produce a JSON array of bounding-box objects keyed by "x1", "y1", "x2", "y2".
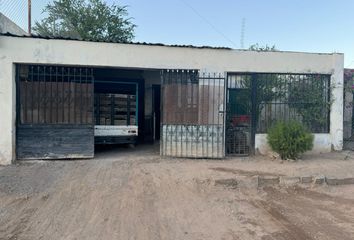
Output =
[{"x1": 267, "y1": 121, "x2": 314, "y2": 160}]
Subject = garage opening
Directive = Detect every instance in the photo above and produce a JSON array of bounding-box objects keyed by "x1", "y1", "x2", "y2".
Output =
[
  {"x1": 16, "y1": 64, "x2": 163, "y2": 159},
  {"x1": 92, "y1": 68, "x2": 161, "y2": 148}
]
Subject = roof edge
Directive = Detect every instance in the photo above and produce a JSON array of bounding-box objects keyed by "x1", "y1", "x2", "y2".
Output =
[
  {"x1": 0, "y1": 32, "x2": 232, "y2": 50},
  {"x1": 0, "y1": 32, "x2": 344, "y2": 55}
]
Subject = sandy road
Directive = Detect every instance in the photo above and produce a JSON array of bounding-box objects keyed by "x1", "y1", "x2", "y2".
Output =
[{"x1": 1, "y1": 146, "x2": 354, "y2": 240}]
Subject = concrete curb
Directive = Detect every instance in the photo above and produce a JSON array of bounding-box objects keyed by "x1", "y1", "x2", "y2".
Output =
[
  {"x1": 213, "y1": 176, "x2": 354, "y2": 189},
  {"x1": 214, "y1": 178, "x2": 238, "y2": 189},
  {"x1": 257, "y1": 175, "x2": 354, "y2": 187},
  {"x1": 325, "y1": 177, "x2": 354, "y2": 186}
]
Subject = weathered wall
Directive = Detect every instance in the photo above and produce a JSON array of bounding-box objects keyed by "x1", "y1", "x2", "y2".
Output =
[
  {"x1": 0, "y1": 58, "x2": 14, "y2": 165},
  {"x1": 330, "y1": 56, "x2": 344, "y2": 151},
  {"x1": 0, "y1": 36, "x2": 342, "y2": 73},
  {"x1": 0, "y1": 35, "x2": 344, "y2": 164},
  {"x1": 0, "y1": 13, "x2": 28, "y2": 35}
]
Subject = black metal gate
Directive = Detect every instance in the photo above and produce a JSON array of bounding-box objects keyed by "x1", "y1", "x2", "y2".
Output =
[
  {"x1": 16, "y1": 65, "x2": 94, "y2": 159},
  {"x1": 160, "y1": 70, "x2": 225, "y2": 158},
  {"x1": 344, "y1": 70, "x2": 354, "y2": 150},
  {"x1": 226, "y1": 74, "x2": 253, "y2": 155}
]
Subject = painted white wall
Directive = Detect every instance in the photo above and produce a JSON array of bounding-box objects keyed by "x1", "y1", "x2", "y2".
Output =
[
  {"x1": 256, "y1": 134, "x2": 332, "y2": 156},
  {"x1": 0, "y1": 60, "x2": 15, "y2": 165},
  {"x1": 330, "y1": 55, "x2": 344, "y2": 151},
  {"x1": 0, "y1": 35, "x2": 344, "y2": 164}
]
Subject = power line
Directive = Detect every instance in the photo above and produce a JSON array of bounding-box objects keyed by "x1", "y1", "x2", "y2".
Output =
[
  {"x1": 177, "y1": 0, "x2": 237, "y2": 48},
  {"x1": 346, "y1": 60, "x2": 354, "y2": 68},
  {"x1": 0, "y1": 0, "x2": 28, "y2": 30}
]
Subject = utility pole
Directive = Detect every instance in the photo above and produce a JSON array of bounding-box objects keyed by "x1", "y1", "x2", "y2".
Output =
[
  {"x1": 240, "y1": 18, "x2": 245, "y2": 49},
  {"x1": 28, "y1": 0, "x2": 31, "y2": 34}
]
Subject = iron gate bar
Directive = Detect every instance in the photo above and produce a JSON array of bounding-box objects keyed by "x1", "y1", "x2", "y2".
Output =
[
  {"x1": 201, "y1": 73, "x2": 205, "y2": 156},
  {"x1": 251, "y1": 74, "x2": 257, "y2": 155},
  {"x1": 206, "y1": 74, "x2": 210, "y2": 158},
  {"x1": 178, "y1": 72, "x2": 182, "y2": 157},
  {"x1": 79, "y1": 68, "x2": 82, "y2": 124},
  {"x1": 23, "y1": 67, "x2": 27, "y2": 123},
  {"x1": 61, "y1": 67, "x2": 64, "y2": 123},
  {"x1": 43, "y1": 67, "x2": 46, "y2": 124},
  {"x1": 67, "y1": 68, "x2": 71, "y2": 123},
  {"x1": 49, "y1": 67, "x2": 52, "y2": 123},
  {"x1": 212, "y1": 74, "x2": 215, "y2": 158},
  {"x1": 37, "y1": 66, "x2": 40, "y2": 123}
]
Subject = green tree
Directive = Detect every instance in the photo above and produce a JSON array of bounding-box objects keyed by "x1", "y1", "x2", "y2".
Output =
[
  {"x1": 247, "y1": 44, "x2": 282, "y2": 118},
  {"x1": 231, "y1": 45, "x2": 283, "y2": 131},
  {"x1": 248, "y1": 43, "x2": 277, "y2": 51},
  {"x1": 33, "y1": 0, "x2": 136, "y2": 42}
]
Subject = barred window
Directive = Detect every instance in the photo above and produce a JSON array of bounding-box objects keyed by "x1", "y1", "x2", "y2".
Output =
[
  {"x1": 256, "y1": 74, "x2": 331, "y2": 133},
  {"x1": 227, "y1": 73, "x2": 331, "y2": 134}
]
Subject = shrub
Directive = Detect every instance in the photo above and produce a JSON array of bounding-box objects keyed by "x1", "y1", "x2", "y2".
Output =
[{"x1": 267, "y1": 121, "x2": 314, "y2": 160}]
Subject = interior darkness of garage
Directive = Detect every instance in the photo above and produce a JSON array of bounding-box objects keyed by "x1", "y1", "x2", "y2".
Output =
[{"x1": 93, "y1": 67, "x2": 161, "y2": 148}]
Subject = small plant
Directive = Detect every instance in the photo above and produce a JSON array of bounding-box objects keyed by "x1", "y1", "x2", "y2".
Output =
[{"x1": 267, "y1": 121, "x2": 314, "y2": 160}]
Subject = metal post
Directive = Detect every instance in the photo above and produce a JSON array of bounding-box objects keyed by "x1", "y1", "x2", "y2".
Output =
[
  {"x1": 250, "y1": 74, "x2": 258, "y2": 155},
  {"x1": 28, "y1": 0, "x2": 32, "y2": 34}
]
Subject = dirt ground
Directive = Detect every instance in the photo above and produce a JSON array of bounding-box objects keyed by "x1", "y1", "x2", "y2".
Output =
[{"x1": 1, "y1": 145, "x2": 354, "y2": 240}]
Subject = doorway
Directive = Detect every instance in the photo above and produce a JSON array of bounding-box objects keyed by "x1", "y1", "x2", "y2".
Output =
[
  {"x1": 152, "y1": 85, "x2": 161, "y2": 141},
  {"x1": 226, "y1": 74, "x2": 252, "y2": 156}
]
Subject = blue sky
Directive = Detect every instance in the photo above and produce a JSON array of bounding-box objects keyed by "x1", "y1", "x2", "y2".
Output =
[{"x1": 1, "y1": 0, "x2": 353, "y2": 66}]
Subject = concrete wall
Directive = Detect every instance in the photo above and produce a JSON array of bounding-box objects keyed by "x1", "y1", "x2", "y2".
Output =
[
  {"x1": 256, "y1": 134, "x2": 332, "y2": 155},
  {"x1": 0, "y1": 13, "x2": 28, "y2": 35},
  {"x1": 0, "y1": 35, "x2": 344, "y2": 164}
]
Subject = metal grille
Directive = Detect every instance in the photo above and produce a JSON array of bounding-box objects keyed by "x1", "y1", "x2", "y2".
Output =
[
  {"x1": 256, "y1": 73, "x2": 331, "y2": 133},
  {"x1": 16, "y1": 64, "x2": 95, "y2": 160},
  {"x1": 161, "y1": 70, "x2": 225, "y2": 158},
  {"x1": 226, "y1": 73, "x2": 331, "y2": 156},
  {"x1": 344, "y1": 69, "x2": 354, "y2": 150},
  {"x1": 17, "y1": 65, "x2": 94, "y2": 125}
]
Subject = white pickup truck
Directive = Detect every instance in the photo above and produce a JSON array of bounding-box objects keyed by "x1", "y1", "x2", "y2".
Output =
[{"x1": 94, "y1": 125, "x2": 138, "y2": 145}]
